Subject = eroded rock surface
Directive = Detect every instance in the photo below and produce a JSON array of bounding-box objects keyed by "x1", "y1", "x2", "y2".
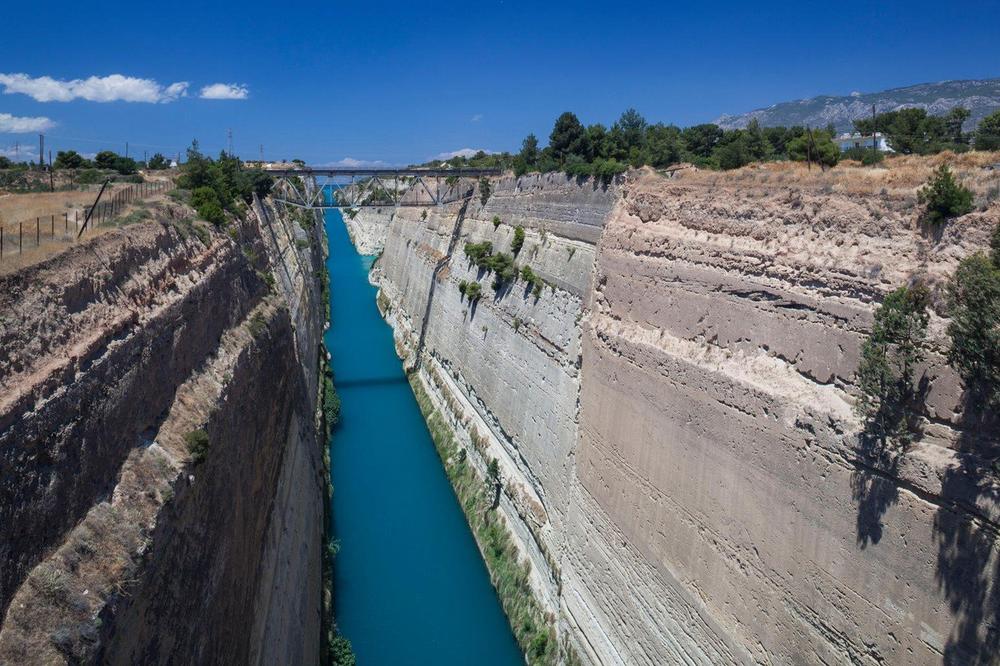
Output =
[{"x1": 351, "y1": 160, "x2": 1000, "y2": 665}]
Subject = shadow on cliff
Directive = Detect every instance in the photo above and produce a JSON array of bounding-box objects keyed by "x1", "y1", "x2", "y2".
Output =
[
  {"x1": 933, "y1": 397, "x2": 1000, "y2": 666},
  {"x1": 851, "y1": 378, "x2": 929, "y2": 548}
]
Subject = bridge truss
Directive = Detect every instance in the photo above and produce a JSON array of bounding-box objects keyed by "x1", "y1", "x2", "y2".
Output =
[{"x1": 265, "y1": 167, "x2": 500, "y2": 209}]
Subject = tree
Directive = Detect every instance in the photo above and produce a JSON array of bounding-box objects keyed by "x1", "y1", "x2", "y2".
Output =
[
  {"x1": 713, "y1": 131, "x2": 753, "y2": 170},
  {"x1": 94, "y1": 150, "x2": 119, "y2": 170},
  {"x1": 645, "y1": 123, "x2": 683, "y2": 167},
  {"x1": 975, "y1": 110, "x2": 1000, "y2": 151},
  {"x1": 856, "y1": 284, "x2": 930, "y2": 441},
  {"x1": 518, "y1": 133, "x2": 539, "y2": 166},
  {"x1": 148, "y1": 153, "x2": 170, "y2": 170},
  {"x1": 744, "y1": 119, "x2": 773, "y2": 161},
  {"x1": 611, "y1": 108, "x2": 648, "y2": 158},
  {"x1": 945, "y1": 107, "x2": 971, "y2": 145},
  {"x1": 947, "y1": 245, "x2": 1000, "y2": 407},
  {"x1": 113, "y1": 156, "x2": 138, "y2": 175},
  {"x1": 680, "y1": 124, "x2": 724, "y2": 159},
  {"x1": 0, "y1": 156, "x2": 11, "y2": 169},
  {"x1": 549, "y1": 112, "x2": 585, "y2": 163},
  {"x1": 53, "y1": 150, "x2": 86, "y2": 169},
  {"x1": 787, "y1": 128, "x2": 839, "y2": 168},
  {"x1": 583, "y1": 124, "x2": 612, "y2": 162},
  {"x1": 917, "y1": 165, "x2": 973, "y2": 224}
]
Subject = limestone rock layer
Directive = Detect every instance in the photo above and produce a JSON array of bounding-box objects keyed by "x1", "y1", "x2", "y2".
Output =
[{"x1": 356, "y1": 163, "x2": 1000, "y2": 666}]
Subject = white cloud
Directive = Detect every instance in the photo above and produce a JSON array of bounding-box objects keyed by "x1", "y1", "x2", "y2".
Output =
[
  {"x1": 470, "y1": 114, "x2": 483, "y2": 123},
  {"x1": 0, "y1": 112, "x2": 55, "y2": 133},
  {"x1": 434, "y1": 148, "x2": 495, "y2": 160},
  {"x1": 323, "y1": 157, "x2": 390, "y2": 167},
  {"x1": 199, "y1": 83, "x2": 249, "y2": 100},
  {"x1": 0, "y1": 73, "x2": 188, "y2": 103}
]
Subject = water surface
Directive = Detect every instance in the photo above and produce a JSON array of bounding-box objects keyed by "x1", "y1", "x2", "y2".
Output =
[{"x1": 323, "y1": 208, "x2": 521, "y2": 665}]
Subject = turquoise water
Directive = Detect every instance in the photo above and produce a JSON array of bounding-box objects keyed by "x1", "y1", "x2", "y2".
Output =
[{"x1": 323, "y1": 208, "x2": 522, "y2": 665}]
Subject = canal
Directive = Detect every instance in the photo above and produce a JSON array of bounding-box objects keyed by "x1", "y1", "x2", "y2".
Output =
[{"x1": 322, "y1": 208, "x2": 522, "y2": 665}]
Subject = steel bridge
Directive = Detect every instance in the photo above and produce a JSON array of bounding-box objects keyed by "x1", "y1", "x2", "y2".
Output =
[{"x1": 265, "y1": 167, "x2": 500, "y2": 209}]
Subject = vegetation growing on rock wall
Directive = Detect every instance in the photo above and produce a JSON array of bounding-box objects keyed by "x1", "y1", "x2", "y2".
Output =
[
  {"x1": 408, "y1": 376, "x2": 559, "y2": 665},
  {"x1": 184, "y1": 429, "x2": 210, "y2": 464},
  {"x1": 855, "y1": 284, "x2": 930, "y2": 442},
  {"x1": 511, "y1": 226, "x2": 525, "y2": 254},
  {"x1": 493, "y1": 215, "x2": 502, "y2": 230},
  {"x1": 946, "y1": 234, "x2": 1000, "y2": 407},
  {"x1": 917, "y1": 165, "x2": 974, "y2": 224},
  {"x1": 479, "y1": 177, "x2": 492, "y2": 206}
]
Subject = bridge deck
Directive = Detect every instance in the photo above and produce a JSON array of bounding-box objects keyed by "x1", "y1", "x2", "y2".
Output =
[{"x1": 263, "y1": 167, "x2": 500, "y2": 177}]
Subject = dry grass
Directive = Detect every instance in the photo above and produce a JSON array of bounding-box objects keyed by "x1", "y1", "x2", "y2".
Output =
[
  {"x1": 0, "y1": 188, "x2": 173, "y2": 275},
  {"x1": 671, "y1": 150, "x2": 1000, "y2": 200}
]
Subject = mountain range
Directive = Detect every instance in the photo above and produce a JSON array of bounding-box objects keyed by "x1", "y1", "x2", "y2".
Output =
[{"x1": 715, "y1": 78, "x2": 1000, "y2": 132}]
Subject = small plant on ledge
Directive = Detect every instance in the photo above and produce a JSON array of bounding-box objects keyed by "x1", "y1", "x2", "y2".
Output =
[
  {"x1": 918, "y1": 165, "x2": 973, "y2": 225},
  {"x1": 511, "y1": 225, "x2": 525, "y2": 254}
]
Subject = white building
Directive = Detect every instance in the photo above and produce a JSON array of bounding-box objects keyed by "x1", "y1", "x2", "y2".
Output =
[{"x1": 835, "y1": 132, "x2": 892, "y2": 152}]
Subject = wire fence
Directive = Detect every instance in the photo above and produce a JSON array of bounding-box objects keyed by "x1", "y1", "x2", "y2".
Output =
[{"x1": 0, "y1": 180, "x2": 169, "y2": 266}]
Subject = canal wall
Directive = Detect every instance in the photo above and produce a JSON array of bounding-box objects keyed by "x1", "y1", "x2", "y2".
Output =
[
  {"x1": 354, "y1": 160, "x2": 1000, "y2": 665},
  {"x1": 0, "y1": 196, "x2": 327, "y2": 664}
]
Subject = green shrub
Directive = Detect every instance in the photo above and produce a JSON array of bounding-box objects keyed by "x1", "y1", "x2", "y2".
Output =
[
  {"x1": 192, "y1": 223, "x2": 211, "y2": 246},
  {"x1": 918, "y1": 165, "x2": 973, "y2": 224},
  {"x1": 856, "y1": 284, "x2": 930, "y2": 441},
  {"x1": 458, "y1": 280, "x2": 468, "y2": 297},
  {"x1": 511, "y1": 226, "x2": 525, "y2": 254},
  {"x1": 484, "y1": 253, "x2": 517, "y2": 289},
  {"x1": 324, "y1": 375, "x2": 341, "y2": 430},
  {"x1": 520, "y1": 265, "x2": 537, "y2": 285},
  {"x1": 492, "y1": 215, "x2": 501, "y2": 230},
  {"x1": 329, "y1": 635, "x2": 356, "y2": 666},
  {"x1": 947, "y1": 247, "x2": 1000, "y2": 406},
  {"x1": 465, "y1": 281, "x2": 482, "y2": 301},
  {"x1": 842, "y1": 147, "x2": 885, "y2": 165},
  {"x1": 184, "y1": 429, "x2": 210, "y2": 464},
  {"x1": 464, "y1": 241, "x2": 493, "y2": 264}
]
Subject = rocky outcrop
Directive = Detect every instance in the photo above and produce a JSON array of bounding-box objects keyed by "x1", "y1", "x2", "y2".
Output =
[
  {"x1": 0, "y1": 197, "x2": 327, "y2": 664},
  {"x1": 351, "y1": 158, "x2": 1000, "y2": 665},
  {"x1": 343, "y1": 207, "x2": 394, "y2": 255}
]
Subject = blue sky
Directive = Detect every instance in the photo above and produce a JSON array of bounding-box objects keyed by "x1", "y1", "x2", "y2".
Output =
[{"x1": 4, "y1": 0, "x2": 999, "y2": 165}]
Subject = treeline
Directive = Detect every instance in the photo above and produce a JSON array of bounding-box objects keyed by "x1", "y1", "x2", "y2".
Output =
[
  {"x1": 853, "y1": 107, "x2": 1000, "y2": 155},
  {"x1": 429, "y1": 109, "x2": 842, "y2": 179},
  {"x1": 431, "y1": 106, "x2": 1000, "y2": 179},
  {"x1": 176, "y1": 141, "x2": 274, "y2": 225},
  {"x1": 0, "y1": 150, "x2": 173, "y2": 175}
]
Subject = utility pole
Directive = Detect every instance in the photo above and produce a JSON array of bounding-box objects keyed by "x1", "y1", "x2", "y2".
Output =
[
  {"x1": 48, "y1": 151, "x2": 54, "y2": 191},
  {"x1": 227, "y1": 129, "x2": 233, "y2": 157},
  {"x1": 259, "y1": 144, "x2": 264, "y2": 163},
  {"x1": 125, "y1": 141, "x2": 129, "y2": 158},
  {"x1": 38, "y1": 134, "x2": 44, "y2": 171}
]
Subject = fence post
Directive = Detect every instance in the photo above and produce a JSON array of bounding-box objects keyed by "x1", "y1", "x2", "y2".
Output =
[
  {"x1": 1, "y1": 226, "x2": 4, "y2": 259},
  {"x1": 64, "y1": 212, "x2": 68, "y2": 234},
  {"x1": 51, "y1": 214, "x2": 54, "y2": 237},
  {"x1": 20, "y1": 222, "x2": 23, "y2": 254},
  {"x1": 36, "y1": 217, "x2": 40, "y2": 246}
]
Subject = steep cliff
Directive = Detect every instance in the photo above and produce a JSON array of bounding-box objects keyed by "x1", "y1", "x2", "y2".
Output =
[
  {"x1": 351, "y1": 155, "x2": 1000, "y2": 665},
  {"x1": 0, "y1": 194, "x2": 327, "y2": 664}
]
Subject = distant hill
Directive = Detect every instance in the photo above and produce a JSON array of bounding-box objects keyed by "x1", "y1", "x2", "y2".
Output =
[{"x1": 715, "y1": 78, "x2": 1000, "y2": 132}]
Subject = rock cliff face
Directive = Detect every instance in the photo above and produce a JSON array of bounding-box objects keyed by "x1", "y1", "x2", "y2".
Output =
[
  {"x1": 352, "y1": 158, "x2": 1000, "y2": 665},
  {"x1": 0, "y1": 196, "x2": 327, "y2": 664}
]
